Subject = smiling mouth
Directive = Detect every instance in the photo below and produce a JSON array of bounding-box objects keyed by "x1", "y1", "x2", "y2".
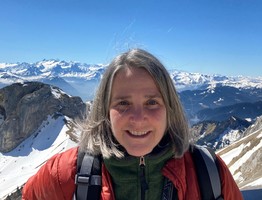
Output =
[{"x1": 127, "y1": 130, "x2": 150, "y2": 137}]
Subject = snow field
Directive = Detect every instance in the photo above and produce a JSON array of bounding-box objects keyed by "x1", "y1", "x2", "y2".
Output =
[{"x1": 0, "y1": 115, "x2": 77, "y2": 198}]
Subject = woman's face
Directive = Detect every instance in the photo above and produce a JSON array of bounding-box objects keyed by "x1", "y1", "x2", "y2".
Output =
[{"x1": 109, "y1": 67, "x2": 167, "y2": 157}]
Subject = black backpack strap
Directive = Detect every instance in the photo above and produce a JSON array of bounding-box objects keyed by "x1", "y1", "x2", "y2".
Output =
[
  {"x1": 74, "y1": 150, "x2": 102, "y2": 200},
  {"x1": 162, "y1": 178, "x2": 178, "y2": 200},
  {"x1": 191, "y1": 145, "x2": 223, "y2": 200}
]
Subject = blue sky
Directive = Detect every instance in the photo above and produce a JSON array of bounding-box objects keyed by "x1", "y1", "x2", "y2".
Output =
[{"x1": 0, "y1": 0, "x2": 261, "y2": 77}]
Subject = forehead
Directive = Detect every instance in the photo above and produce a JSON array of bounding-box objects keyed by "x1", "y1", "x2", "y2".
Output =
[
  {"x1": 116, "y1": 66, "x2": 146, "y2": 77},
  {"x1": 110, "y1": 66, "x2": 162, "y2": 96},
  {"x1": 112, "y1": 66, "x2": 155, "y2": 84}
]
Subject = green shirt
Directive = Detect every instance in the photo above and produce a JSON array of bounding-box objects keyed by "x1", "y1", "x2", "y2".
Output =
[{"x1": 103, "y1": 146, "x2": 174, "y2": 200}]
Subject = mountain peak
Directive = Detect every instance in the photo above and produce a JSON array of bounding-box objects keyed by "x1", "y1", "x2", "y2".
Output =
[{"x1": 0, "y1": 60, "x2": 262, "y2": 91}]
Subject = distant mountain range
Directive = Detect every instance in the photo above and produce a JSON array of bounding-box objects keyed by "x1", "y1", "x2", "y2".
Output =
[
  {"x1": 1, "y1": 59, "x2": 262, "y2": 99},
  {"x1": 0, "y1": 60, "x2": 106, "y2": 100},
  {"x1": 1, "y1": 60, "x2": 262, "y2": 124}
]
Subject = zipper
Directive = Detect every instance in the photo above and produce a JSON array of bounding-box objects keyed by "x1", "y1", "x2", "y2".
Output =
[{"x1": 139, "y1": 156, "x2": 148, "y2": 200}]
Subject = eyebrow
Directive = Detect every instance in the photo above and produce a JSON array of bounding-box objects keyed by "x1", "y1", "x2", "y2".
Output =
[
  {"x1": 111, "y1": 94, "x2": 162, "y2": 101},
  {"x1": 111, "y1": 96, "x2": 131, "y2": 101},
  {"x1": 144, "y1": 94, "x2": 162, "y2": 99}
]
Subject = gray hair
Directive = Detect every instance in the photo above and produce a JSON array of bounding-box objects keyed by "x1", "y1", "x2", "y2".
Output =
[{"x1": 79, "y1": 48, "x2": 190, "y2": 158}]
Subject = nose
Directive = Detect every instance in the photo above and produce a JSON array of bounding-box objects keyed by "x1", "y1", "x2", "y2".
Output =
[{"x1": 129, "y1": 105, "x2": 145, "y2": 123}]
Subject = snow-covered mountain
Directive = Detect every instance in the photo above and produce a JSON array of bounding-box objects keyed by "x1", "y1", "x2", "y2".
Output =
[
  {"x1": 0, "y1": 60, "x2": 106, "y2": 80},
  {"x1": 0, "y1": 82, "x2": 83, "y2": 199},
  {"x1": 0, "y1": 60, "x2": 106, "y2": 101},
  {"x1": 1, "y1": 60, "x2": 262, "y2": 101},
  {"x1": 169, "y1": 69, "x2": 262, "y2": 91}
]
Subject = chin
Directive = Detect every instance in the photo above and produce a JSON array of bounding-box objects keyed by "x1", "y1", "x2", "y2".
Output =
[{"x1": 127, "y1": 149, "x2": 152, "y2": 157}]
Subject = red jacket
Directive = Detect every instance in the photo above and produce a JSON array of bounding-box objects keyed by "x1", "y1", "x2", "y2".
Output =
[{"x1": 22, "y1": 147, "x2": 243, "y2": 200}]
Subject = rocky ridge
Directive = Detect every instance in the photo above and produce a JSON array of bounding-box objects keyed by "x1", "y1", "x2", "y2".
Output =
[
  {"x1": 0, "y1": 82, "x2": 86, "y2": 152},
  {"x1": 218, "y1": 116, "x2": 262, "y2": 189},
  {"x1": 191, "y1": 116, "x2": 252, "y2": 149}
]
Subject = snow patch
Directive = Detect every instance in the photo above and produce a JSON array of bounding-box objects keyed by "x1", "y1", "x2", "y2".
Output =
[
  {"x1": 0, "y1": 115, "x2": 77, "y2": 199},
  {"x1": 230, "y1": 139, "x2": 262, "y2": 175},
  {"x1": 257, "y1": 132, "x2": 262, "y2": 139},
  {"x1": 245, "y1": 177, "x2": 262, "y2": 188},
  {"x1": 220, "y1": 143, "x2": 245, "y2": 165}
]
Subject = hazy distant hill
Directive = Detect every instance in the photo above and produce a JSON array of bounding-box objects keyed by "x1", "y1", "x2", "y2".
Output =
[
  {"x1": 179, "y1": 86, "x2": 262, "y2": 123},
  {"x1": 196, "y1": 101, "x2": 262, "y2": 122}
]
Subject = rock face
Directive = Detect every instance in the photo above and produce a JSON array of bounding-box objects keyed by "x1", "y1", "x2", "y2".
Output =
[
  {"x1": 218, "y1": 116, "x2": 262, "y2": 190},
  {"x1": 192, "y1": 116, "x2": 251, "y2": 150},
  {"x1": 0, "y1": 82, "x2": 86, "y2": 153}
]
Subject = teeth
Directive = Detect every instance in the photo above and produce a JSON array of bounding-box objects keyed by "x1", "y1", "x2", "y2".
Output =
[{"x1": 129, "y1": 130, "x2": 148, "y2": 136}]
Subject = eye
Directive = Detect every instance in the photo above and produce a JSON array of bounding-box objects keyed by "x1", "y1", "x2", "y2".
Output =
[
  {"x1": 115, "y1": 100, "x2": 130, "y2": 110},
  {"x1": 118, "y1": 100, "x2": 130, "y2": 106},
  {"x1": 146, "y1": 99, "x2": 158, "y2": 106}
]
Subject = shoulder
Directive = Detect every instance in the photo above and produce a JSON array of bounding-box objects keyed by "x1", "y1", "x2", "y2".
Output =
[
  {"x1": 42, "y1": 147, "x2": 78, "y2": 180},
  {"x1": 52, "y1": 147, "x2": 78, "y2": 179},
  {"x1": 53, "y1": 147, "x2": 78, "y2": 170},
  {"x1": 22, "y1": 147, "x2": 78, "y2": 200}
]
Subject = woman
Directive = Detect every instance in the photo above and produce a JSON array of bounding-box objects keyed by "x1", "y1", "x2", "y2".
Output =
[{"x1": 22, "y1": 49, "x2": 243, "y2": 200}]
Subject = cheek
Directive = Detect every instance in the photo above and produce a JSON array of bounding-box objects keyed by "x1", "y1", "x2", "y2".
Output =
[
  {"x1": 110, "y1": 109, "x2": 119, "y2": 121},
  {"x1": 155, "y1": 110, "x2": 167, "y2": 133},
  {"x1": 149, "y1": 108, "x2": 167, "y2": 123},
  {"x1": 109, "y1": 110, "x2": 122, "y2": 130}
]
